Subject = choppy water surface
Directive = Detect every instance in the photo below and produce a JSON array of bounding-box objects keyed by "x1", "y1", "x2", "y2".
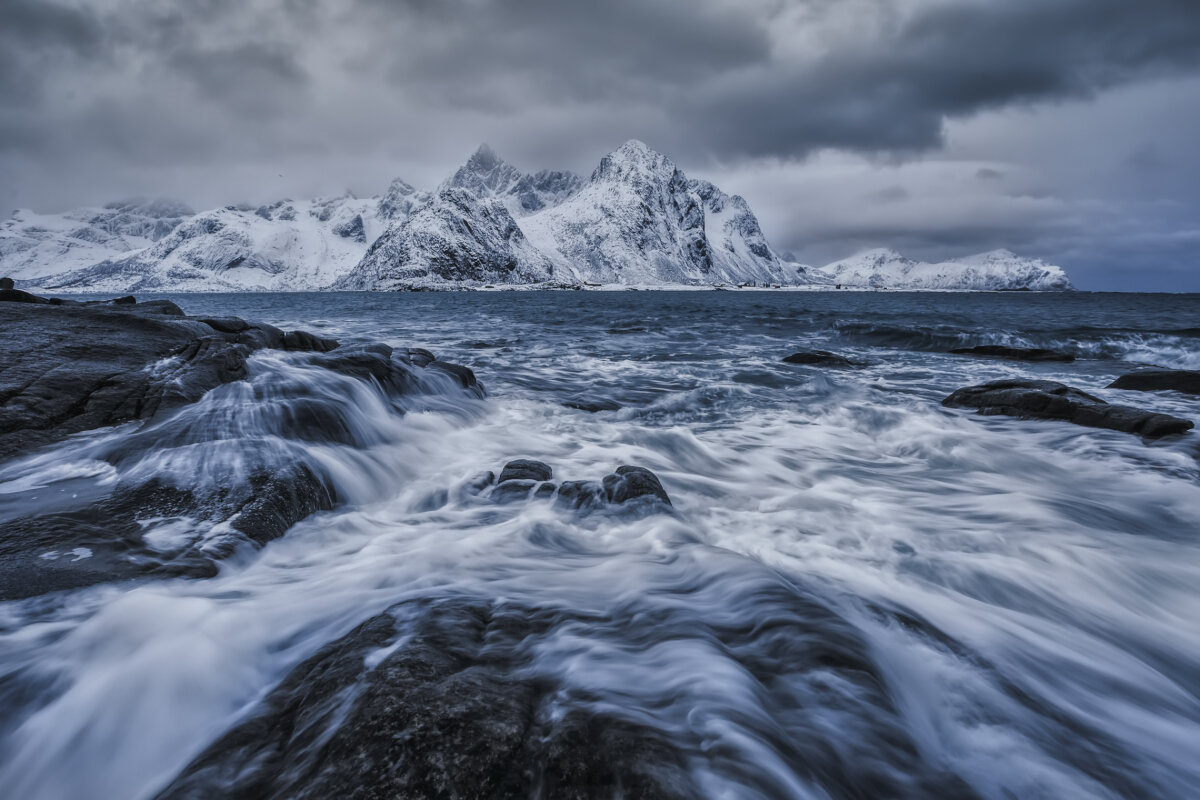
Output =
[{"x1": 2, "y1": 291, "x2": 1199, "y2": 799}]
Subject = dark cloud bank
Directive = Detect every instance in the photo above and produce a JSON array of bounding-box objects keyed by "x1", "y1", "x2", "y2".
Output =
[{"x1": 2, "y1": 0, "x2": 1200, "y2": 289}]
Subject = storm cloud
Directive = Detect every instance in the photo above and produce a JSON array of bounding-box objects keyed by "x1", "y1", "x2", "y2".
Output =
[{"x1": 2, "y1": 0, "x2": 1200, "y2": 289}]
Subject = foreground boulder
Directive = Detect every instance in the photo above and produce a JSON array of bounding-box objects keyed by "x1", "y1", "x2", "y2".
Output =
[
  {"x1": 0, "y1": 293, "x2": 485, "y2": 599},
  {"x1": 1108, "y1": 369, "x2": 1200, "y2": 396},
  {"x1": 0, "y1": 293, "x2": 338, "y2": 460},
  {"x1": 156, "y1": 590, "x2": 977, "y2": 800},
  {"x1": 781, "y1": 350, "x2": 859, "y2": 368},
  {"x1": 472, "y1": 461, "x2": 672, "y2": 511},
  {"x1": 949, "y1": 345, "x2": 1075, "y2": 362},
  {"x1": 943, "y1": 379, "x2": 1193, "y2": 438}
]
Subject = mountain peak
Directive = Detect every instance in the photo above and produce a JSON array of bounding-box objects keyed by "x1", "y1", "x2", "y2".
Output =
[
  {"x1": 467, "y1": 143, "x2": 502, "y2": 171},
  {"x1": 592, "y1": 140, "x2": 675, "y2": 183},
  {"x1": 446, "y1": 144, "x2": 523, "y2": 197}
]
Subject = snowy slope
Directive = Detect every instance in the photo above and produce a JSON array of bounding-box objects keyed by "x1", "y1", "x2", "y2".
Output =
[
  {"x1": 1, "y1": 199, "x2": 193, "y2": 281},
  {"x1": 336, "y1": 188, "x2": 556, "y2": 290},
  {"x1": 33, "y1": 187, "x2": 429, "y2": 293},
  {"x1": 808, "y1": 248, "x2": 1073, "y2": 290}
]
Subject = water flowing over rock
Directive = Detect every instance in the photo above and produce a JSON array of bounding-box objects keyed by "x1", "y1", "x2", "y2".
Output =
[{"x1": 0, "y1": 293, "x2": 483, "y2": 599}]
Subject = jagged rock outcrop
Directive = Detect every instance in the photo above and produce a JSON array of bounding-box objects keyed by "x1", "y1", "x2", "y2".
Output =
[
  {"x1": 0, "y1": 293, "x2": 482, "y2": 600},
  {"x1": 336, "y1": 188, "x2": 557, "y2": 290}
]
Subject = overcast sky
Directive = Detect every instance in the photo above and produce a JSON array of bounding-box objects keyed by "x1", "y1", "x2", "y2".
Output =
[{"x1": 3, "y1": 0, "x2": 1200, "y2": 290}]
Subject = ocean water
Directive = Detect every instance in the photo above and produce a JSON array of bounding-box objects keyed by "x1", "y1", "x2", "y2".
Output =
[{"x1": 1, "y1": 290, "x2": 1199, "y2": 799}]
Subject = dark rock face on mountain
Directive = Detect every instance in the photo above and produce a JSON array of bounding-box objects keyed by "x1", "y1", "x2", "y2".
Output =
[
  {"x1": 337, "y1": 188, "x2": 556, "y2": 290},
  {"x1": 949, "y1": 345, "x2": 1075, "y2": 362},
  {"x1": 782, "y1": 350, "x2": 859, "y2": 367},
  {"x1": 1108, "y1": 369, "x2": 1200, "y2": 396},
  {"x1": 943, "y1": 379, "x2": 1194, "y2": 438},
  {"x1": 155, "y1": 598, "x2": 698, "y2": 800}
]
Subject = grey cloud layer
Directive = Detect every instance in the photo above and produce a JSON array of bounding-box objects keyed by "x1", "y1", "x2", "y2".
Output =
[{"x1": 2, "y1": 0, "x2": 1199, "y2": 288}]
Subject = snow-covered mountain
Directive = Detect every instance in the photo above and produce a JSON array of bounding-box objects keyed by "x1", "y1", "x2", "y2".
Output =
[
  {"x1": 0, "y1": 199, "x2": 194, "y2": 282},
  {"x1": 336, "y1": 188, "x2": 556, "y2": 290},
  {"x1": 807, "y1": 248, "x2": 1073, "y2": 291},
  {"x1": 339, "y1": 140, "x2": 794, "y2": 289},
  {"x1": 516, "y1": 140, "x2": 794, "y2": 285},
  {"x1": 5, "y1": 141, "x2": 1074, "y2": 292},
  {"x1": 34, "y1": 186, "x2": 428, "y2": 293}
]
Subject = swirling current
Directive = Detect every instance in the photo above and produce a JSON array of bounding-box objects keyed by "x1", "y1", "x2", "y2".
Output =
[{"x1": 2, "y1": 290, "x2": 1198, "y2": 799}]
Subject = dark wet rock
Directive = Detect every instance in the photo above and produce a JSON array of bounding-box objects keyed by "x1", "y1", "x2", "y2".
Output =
[
  {"x1": 111, "y1": 295, "x2": 136, "y2": 305},
  {"x1": 1108, "y1": 369, "x2": 1200, "y2": 396},
  {"x1": 498, "y1": 459, "x2": 554, "y2": 483},
  {"x1": 0, "y1": 302, "x2": 252, "y2": 460},
  {"x1": 949, "y1": 345, "x2": 1075, "y2": 362},
  {"x1": 0, "y1": 465, "x2": 337, "y2": 602},
  {"x1": 0, "y1": 277, "x2": 13, "y2": 290},
  {"x1": 159, "y1": 588, "x2": 981, "y2": 800},
  {"x1": 134, "y1": 299, "x2": 185, "y2": 316},
  {"x1": 555, "y1": 480, "x2": 608, "y2": 510},
  {"x1": 782, "y1": 349, "x2": 858, "y2": 367},
  {"x1": 155, "y1": 598, "x2": 699, "y2": 800},
  {"x1": 199, "y1": 316, "x2": 250, "y2": 334},
  {"x1": 0, "y1": 295, "x2": 488, "y2": 599},
  {"x1": 485, "y1": 463, "x2": 671, "y2": 512},
  {"x1": 943, "y1": 379, "x2": 1194, "y2": 438},
  {"x1": 491, "y1": 479, "x2": 539, "y2": 502},
  {"x1": 602, "y1": 465, "x2": 672, "y2": 506},
  {"x1": 563, "y1": 396, "x2": 623, "y2": 413},
  {"x1": 406, "y1": 347, "x2": 437, "y2": 367},
  {"x1": 428, "y1": 360, "x2": 480, "y2": 390},
  {"x1": 282, "y1": 329, "x2": 340, "y2": 352},
  {"x1": 0, "y1": 287, "x2": 51, "y2": 304}
]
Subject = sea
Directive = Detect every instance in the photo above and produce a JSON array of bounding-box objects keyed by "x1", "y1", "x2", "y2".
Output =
[{"x1": 2, "y1": 290, "x2": 1198, "y2": 799}]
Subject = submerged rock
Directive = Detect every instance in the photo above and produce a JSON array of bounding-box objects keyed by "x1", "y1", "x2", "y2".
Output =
[
  {"x1": 563, "y1": 396, "x2": 623, "y2": 413},
  {"x1": 1108, "y1": 369, "x2": 1200, "y2": 396},
  {"x1": 942, "y1": 379, "x2": 1193, "y2": 438},
  {"x1": 602, "y1": 466, "x2": 672, "y2": 506},
  {"x1": 781, "y1": 350, "x2": 858, "y2": 367},
  {"x1": 482, "y1": 461, "x2": 671, "y2": 512},
  {"x1": 949, "y1": 345, "x2": 1075, "y2": 362},
  {"x1": 156, "y1": 589, "x2": 977, "y2": 799},
  {"x1": 155, "y1": 599, "x2": 699, "y2": 800},
  {"x1": 498, "y1": 459, "x2": 554, "y2": 483}
]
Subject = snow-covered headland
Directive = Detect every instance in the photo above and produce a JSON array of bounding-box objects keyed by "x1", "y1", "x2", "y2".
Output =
[{"x1": 2, "y1": 142, "x2": 1073, "y2": 293}]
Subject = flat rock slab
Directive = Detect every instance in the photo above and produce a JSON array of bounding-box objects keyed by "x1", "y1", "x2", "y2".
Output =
[
  {"x1": 781, "y1": 349, "x2": 858, "y2": 367},
  {"x1": 943, "y1": 379, "x2": 1193, "y2": 438},
  {"x1": 1108, "y1": 369, "x2": 1200, "y2": 396},
  {"x1": 949, "y1": 345, "x2": 1075, "y2": 362}
]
